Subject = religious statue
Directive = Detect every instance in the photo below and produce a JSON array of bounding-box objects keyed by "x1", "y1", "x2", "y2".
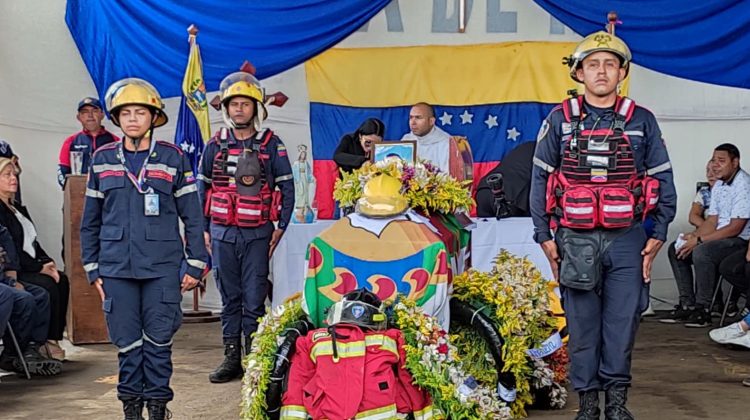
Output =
[{"x1": 292, "y1": 144, "x2": 316, "y2": 223}]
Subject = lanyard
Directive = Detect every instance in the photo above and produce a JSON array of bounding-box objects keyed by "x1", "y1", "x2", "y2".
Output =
[{"x1": 116, "y1": 140, "x2": 157, "y2": 193}]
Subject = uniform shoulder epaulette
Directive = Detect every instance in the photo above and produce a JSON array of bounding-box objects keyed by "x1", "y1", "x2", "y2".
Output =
[
  {"x1": 156, "y1": 141, "x2": 184, "y2": 155},
  {"x1": 97, "y1": 142, "x2": 119, "y2": 152}
]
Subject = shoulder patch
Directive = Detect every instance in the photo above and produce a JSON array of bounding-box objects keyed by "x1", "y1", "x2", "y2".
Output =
[
  {"x1": 312, "y1": 331, "x2": 330, "y2": 342},
  {"x1": 536, "y1": 120, "x2": 550, "y2": 142}
]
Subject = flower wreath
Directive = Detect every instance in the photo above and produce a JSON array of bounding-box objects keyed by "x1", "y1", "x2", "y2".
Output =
[
  {"x1": 333, "y1": 159, "x2": 473, "y2": 214},
  {"x1": 241, "y1": 295, "x2": 306, "y2": 419},
  {"x1": 450, "y1": 250, "x2": 569, "y2": 417},
  {"x1": 240, "y1": 253, "x2": 569, "y2": 419}
]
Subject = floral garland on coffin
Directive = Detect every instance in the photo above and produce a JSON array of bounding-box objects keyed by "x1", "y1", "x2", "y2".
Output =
[
  {"x1": 240, "y1": 295, "x2": 305, "y2": 420},
  {"x1": 333, "y1": 159, "x2": 473, "y2": 214},
  {"x1": 239, "y1": 252, "x2": 568, "y2": 419},
  {"x1": 451, "y1": 250, "x2": 569, "y2": 417},
  {"x1": 240, "y1": 293, "x2": 512, "y2": 419},
  {"x1": 392, "y1": 299, "x2": 512, "y2": 419}
]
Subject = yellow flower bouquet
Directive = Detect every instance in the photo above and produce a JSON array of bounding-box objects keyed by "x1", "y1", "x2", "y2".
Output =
[{"x1": 333, "y1": 159, "x2": 473, "y2": 214}]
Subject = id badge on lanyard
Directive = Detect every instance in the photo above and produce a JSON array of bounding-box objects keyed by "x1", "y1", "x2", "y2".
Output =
[
  {"x1": 117, "y1": 142, "x2": 160, "y2": 216},
  {"x1": 144, "y1": 190, "x2": 160, "y2": 216}
]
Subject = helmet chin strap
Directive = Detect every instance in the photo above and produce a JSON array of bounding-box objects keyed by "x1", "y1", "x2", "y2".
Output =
[
  {"x1": 221, "y1": 97, "x2": 260, "y2": 131},
  {"x1": 222, "y1": 110, "x2": 253, "y2": 130},
  {"x1": 124, "y1": 119, "x2": 156, "y2": 150}
]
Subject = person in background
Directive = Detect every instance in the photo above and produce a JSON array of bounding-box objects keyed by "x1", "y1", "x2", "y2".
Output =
[
  {"x1": 401, "y1": 103, "x2": 452, "y2": 172},
  {"x1": 690, "y1": 161, "x2": 718, "y2": 228},
  {"x1": 709, "y1": 309, "x2": 750, "y2": 386},
  {"x1": 0, "y1": 158, "x2": 69, "y2": 362},
  {"x1": 333, "y1": 118, "x2": 385, "y2": 174},
  {"x1": 475, "y1": 141, "x2": 535, "y2": 218},
  {"x1": 0, "y1": 224, "x2": 62, "y2": 376},
  {"x1": 661, "y1": 160, "x2": 721, "y2": 324},
  {"x1": 0, "y1": 139, "x2": 22, "y2": 203},
  {"x1": 671, "y1": 144, "x2": 750, "y2": 328},
  {"x1": 57, "y1": 97, "x2": 119, "y2": 188}
]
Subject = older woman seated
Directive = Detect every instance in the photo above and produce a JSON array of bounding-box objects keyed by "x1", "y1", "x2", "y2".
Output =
[{"x1": 0, "y1": 157, "x2": 69, "y2": 360}]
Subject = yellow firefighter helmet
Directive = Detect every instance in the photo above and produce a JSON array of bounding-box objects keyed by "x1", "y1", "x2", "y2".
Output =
[
  {"x1": 218, "y1": 71, "x2": 268, "y2": 129},
  {"x1": 356, "y1": 174, "x2": 409, "y2": 218},
  {"x1": 104, "y1": 78, "x2": 168, "y2": 127},
  {"x1": 566, "y1": 31, "x2": 632, "y2": 83}
]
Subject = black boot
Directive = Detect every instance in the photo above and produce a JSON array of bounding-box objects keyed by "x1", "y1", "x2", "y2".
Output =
[
  {"x1": 208, "y1": 339, "x2": 243, "y2": 383},
  {"x1": 146, "y1": 400, "x2": 172, "y2": 420},
  {"x1": 575, "y1": 390, "x2": 601, "y2": 420},
  {"x1": 122, "y1": 397, "x2": 144, "y2": 420},
  {"x1": 6, "y1": 342, "x2": 63, "y2": 377},
  {"x1": 604, "y1": 387, "x2": 634, "y2": 420}
]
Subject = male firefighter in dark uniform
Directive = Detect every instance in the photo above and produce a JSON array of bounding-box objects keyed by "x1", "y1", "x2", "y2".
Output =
[
  {"x1": 529, "y1": 24, "x2": 676, "y2": 419},
  {"x1": 198, "y1": 71, "x2": 294, "y2": 383}
]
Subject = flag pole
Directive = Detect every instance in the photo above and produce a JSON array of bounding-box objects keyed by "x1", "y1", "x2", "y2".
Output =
[{"x1": 181, "y1": 23, "x2": 219, "y2": 324}]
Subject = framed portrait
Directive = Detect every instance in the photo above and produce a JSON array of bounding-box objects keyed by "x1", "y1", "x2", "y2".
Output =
[{"x1": 372, "y1": 141, "x2": 417, "y2": 165}]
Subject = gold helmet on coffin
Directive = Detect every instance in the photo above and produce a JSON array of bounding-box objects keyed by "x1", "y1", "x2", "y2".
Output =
[{"x1": 356, "y1": 174, "x2": 409, "y2": 218}]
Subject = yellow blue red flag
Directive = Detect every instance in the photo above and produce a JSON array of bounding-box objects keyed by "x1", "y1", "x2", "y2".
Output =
[
  {"x1": 306, "y1": 42, "x2": 625, "y2": 219},
  {"x1": 175, "y1": 32, "x2": 211, "y2": 172}
]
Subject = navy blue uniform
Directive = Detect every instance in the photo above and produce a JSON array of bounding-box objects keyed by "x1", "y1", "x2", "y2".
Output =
[
  {"x1": 530, "y1": 100, "x2": 676, "y2": 391},
  {"x1": 80, "y1": 140, "x2": 208, "y2": 402},
  {"x1": 198, "y1": 129, "x2": 294, "y2": 342}
]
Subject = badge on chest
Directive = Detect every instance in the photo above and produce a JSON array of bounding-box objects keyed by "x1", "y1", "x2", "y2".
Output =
[{"x1": 144, "y1": 191, "x2": 160, "y2": 216}]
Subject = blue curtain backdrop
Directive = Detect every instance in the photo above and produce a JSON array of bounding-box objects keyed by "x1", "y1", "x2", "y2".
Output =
[
  {"x1": 65, "y1": 0, "x2": 391, "y2": 99},
  {"x1": 67, "y1": 1, "x2": 750, "y2": 98},
  {"x1": 533, "y1": 0, "x2": 750, "y2": 89}
]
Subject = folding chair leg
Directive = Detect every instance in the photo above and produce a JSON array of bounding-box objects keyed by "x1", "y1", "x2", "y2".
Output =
[
  {"x1": 720, "y1": 285, "x2": 735, "y2": 327},
  {"x1": 6, "y1": 323, "x2": 31, "y2": 379},
  {"x1": 710, "y1": 276, "x2": 724, "y2": 313}
]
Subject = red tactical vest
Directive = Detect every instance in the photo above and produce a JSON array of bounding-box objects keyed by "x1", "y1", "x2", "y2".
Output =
[
  {"x1": 207, "y1": 128, "x2": 279, "y2": 228},
  {"x1": 545, "y1": 95, "x2": 659, "y2": 230}
]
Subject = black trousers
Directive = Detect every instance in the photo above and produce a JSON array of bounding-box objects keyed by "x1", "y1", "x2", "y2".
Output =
[
  {"x1": 18, "y1": 270, "x2": 69, "y2": 340},
  {"x1": 719, "y1": 249, "x2": 750, "y2": 309}
]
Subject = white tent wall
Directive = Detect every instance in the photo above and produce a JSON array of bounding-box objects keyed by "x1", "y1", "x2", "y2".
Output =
[{"x1": 2, "y1": 0, "x2": 750, "y2": 310}]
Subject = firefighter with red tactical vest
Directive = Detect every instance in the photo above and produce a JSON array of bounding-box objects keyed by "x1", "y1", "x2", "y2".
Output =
[
  {"x1": 529, "y1": 22, "x2": 676, "y2": 420},
  {"x1": 198, "y1": 71, "x2": 294, "y2": 383}
]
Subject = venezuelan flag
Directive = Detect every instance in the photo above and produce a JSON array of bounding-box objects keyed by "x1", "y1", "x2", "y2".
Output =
[
  {"x1": 175, "y1": 32, "x2": 211, "y2": 172},
  {"x1": 306, "y1": 42, "x2": 582, "y2": 219}
]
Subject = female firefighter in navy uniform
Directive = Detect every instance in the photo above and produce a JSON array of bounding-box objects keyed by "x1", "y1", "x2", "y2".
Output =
[
  {"x1": 529, "y1": 23, "x2": 676, "y2": 420},
  {"x1": 197, "y1": 71, "x2": 294, "y2": 383},
  {"x1": 80, "y1": 78, "x2": 208, "y2": 420}
]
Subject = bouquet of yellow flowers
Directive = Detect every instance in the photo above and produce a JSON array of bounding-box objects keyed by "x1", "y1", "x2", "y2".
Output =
[
  {"x1": 333, "y1": 159, "x2": 473, "y2": 214},
  {"x1": 452, "y1": 250, "x2": 568, "y2": 417}
]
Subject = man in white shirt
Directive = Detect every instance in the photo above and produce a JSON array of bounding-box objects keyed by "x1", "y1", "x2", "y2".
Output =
[
  {"x1": 401, "y1": 103, "x2": 453, "y2": 172},
  {"x1": 673, "y1": 143, "x2": 750, "y2": 328}
]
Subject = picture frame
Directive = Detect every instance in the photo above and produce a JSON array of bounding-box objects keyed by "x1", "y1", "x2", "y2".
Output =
[{"x1": 372, "y1": 140, "x2": 417, "y2": 165}]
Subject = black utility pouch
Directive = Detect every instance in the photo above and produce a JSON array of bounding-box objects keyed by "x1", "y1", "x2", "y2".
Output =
[{"x1": 556, "y1": 229, "x2": 601, "y2": 291}]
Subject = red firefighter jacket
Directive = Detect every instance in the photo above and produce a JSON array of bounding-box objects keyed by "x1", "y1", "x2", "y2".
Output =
[{"x1": 281, "y1": 324, "x2": 434, "y2": 420}]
